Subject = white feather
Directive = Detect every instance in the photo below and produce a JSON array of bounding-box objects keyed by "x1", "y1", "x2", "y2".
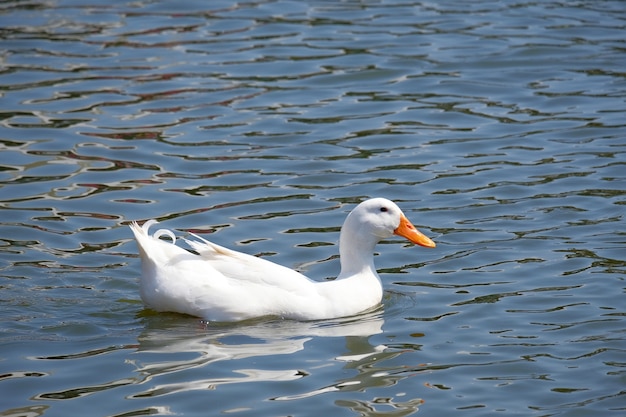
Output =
[{"x1": 129, "y1": 198, "x2": 435, "y2": 322}]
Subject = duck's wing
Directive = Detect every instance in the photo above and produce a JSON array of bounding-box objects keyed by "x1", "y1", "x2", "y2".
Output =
[{"x1": 184, "y1": 233, "x2": 312, "y2": 286}]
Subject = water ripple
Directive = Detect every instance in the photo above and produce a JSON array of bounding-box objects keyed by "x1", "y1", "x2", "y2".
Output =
[{"x1": 1, "y1": 0, "x2": 624, "y2": 416}]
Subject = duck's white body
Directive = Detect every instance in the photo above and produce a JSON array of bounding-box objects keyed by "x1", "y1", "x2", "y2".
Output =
[{"x1": 130, "y1": 198, "x2": 435, "y2": 322}]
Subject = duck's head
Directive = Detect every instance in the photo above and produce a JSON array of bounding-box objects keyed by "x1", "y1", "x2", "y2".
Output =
[{"x1": 345, "y1": 198, "x2": 436, "y2": 248}]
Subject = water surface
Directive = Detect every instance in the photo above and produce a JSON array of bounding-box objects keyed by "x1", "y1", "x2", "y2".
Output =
[{"x1": 1, "y1": 1, "x2": 625, "y2": 416}]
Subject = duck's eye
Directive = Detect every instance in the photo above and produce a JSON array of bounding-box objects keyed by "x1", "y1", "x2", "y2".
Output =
[{"x1": 380, "y1": 207, "x2": 388, "y2": 213}]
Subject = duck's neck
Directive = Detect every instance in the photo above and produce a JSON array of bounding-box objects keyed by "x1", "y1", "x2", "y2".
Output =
[
  {"x1": 310, "y1": 215, "x2": 383, "y2": 319},
  {"x1": 338, "y1": 223, "x2": 379, "y2": 279}
]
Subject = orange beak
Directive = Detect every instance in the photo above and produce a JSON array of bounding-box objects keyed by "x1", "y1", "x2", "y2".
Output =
[{"x1": 394, "y1": 214, "x2": 436, "y2": 248}]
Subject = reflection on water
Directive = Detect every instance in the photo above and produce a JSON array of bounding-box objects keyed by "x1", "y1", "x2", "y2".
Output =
[
  {"x1": 1, "y1": 0, "x2": 625, "y2": 416},
  {"x1": 24, "y1": 314, "x2": 392, "y2": 414},
  {"x1": 131, "y1": 316, "x2": 383, "y2": 398}
]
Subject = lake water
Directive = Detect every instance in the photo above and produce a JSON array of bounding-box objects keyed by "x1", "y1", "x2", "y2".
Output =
[{"x1": 1, "y1": 1, "x2": 625, "y2": 416}]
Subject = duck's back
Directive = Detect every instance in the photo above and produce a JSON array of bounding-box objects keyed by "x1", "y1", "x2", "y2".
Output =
[{"x1": 130, "y1": 221, "x2": 321, "y2": 321}]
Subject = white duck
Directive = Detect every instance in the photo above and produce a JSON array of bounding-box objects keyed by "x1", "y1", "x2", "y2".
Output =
[{"x1": 129, "y1": 198, "x2": 435, "y2": 322}]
